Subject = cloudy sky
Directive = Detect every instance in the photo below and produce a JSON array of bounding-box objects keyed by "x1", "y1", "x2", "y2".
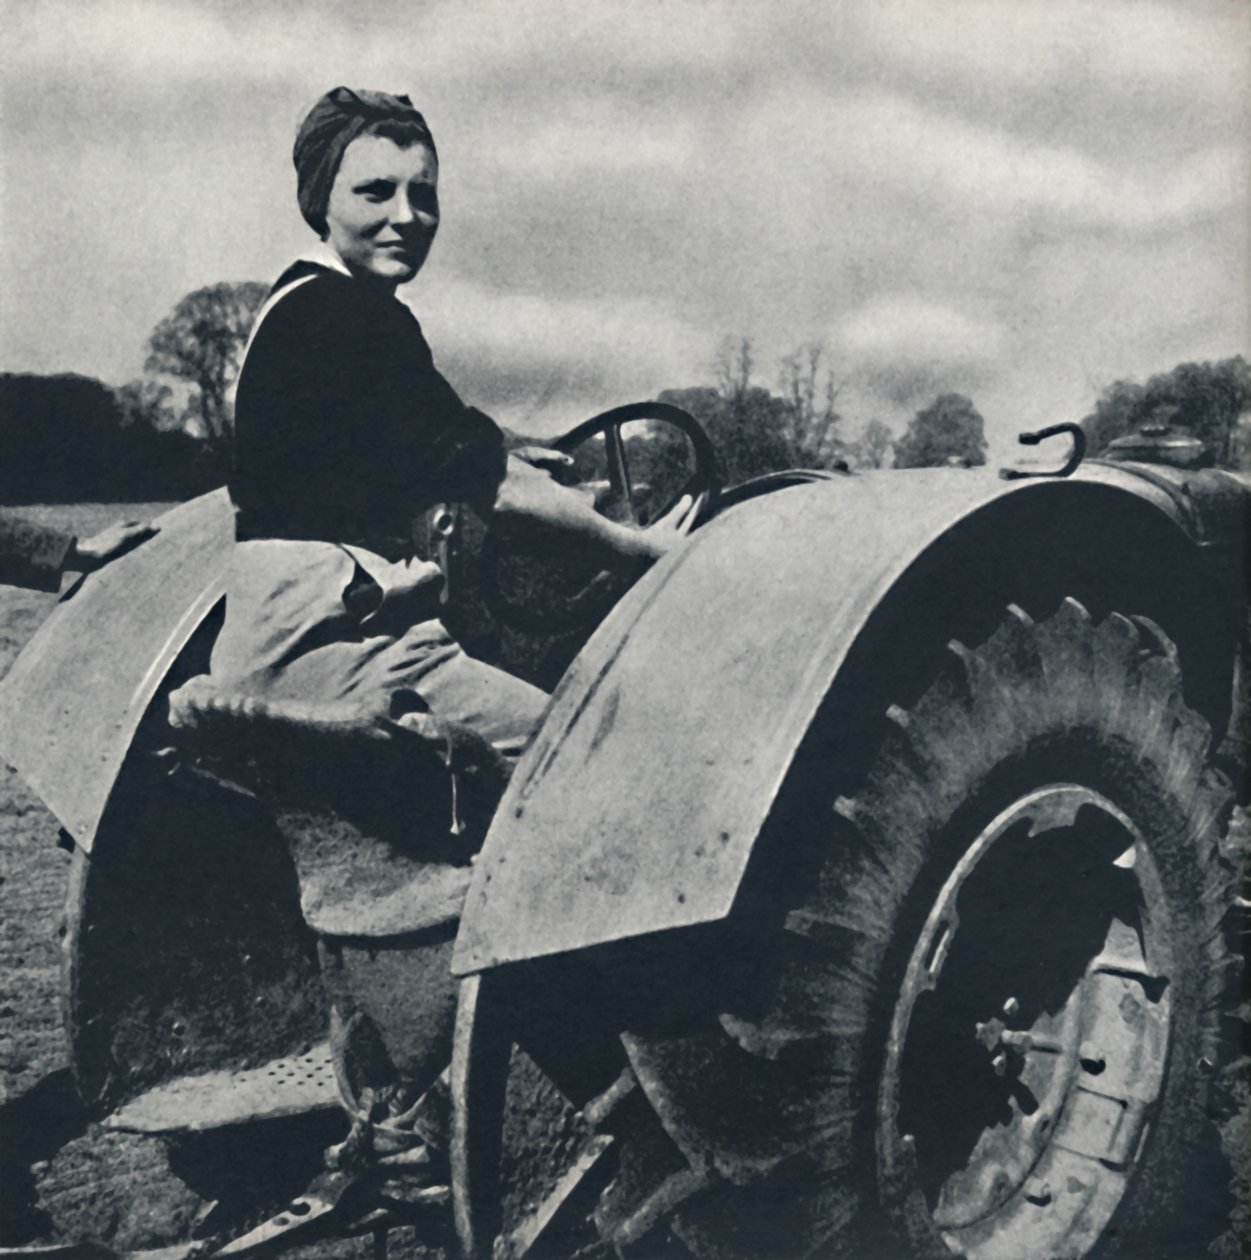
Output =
[{"x1": 2, "y1": 0, "x2": 1247, "y2": 452}]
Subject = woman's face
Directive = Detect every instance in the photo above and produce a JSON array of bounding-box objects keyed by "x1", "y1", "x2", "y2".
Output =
[{"x1": 324, "y1": 135, "x2": 439, "y2": 288}]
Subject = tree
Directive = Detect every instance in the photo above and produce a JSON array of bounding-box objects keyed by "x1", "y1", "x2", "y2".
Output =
[
  {"x1": 778, "y1": 343, "x2": 846, "y2": 468},
  {"x1": 657, "y1": 337, "x2": 795, "y2": 485},
  {"x1": 1080, "y1": 378, "x2": 1146, "y2": 456},
  {"x1": 657, "y1": 382, "x2": 796, "y2": 485},
  {"x1": 647, "y1": 337, "x2": 855, "y2": 490},
  {"x1": 686, "y1": 336, "x2": 851, "y2": 478},
  {"x1": 115, "y1": 376, "x2": 179, "y2": 431},
  {"x1": 1080, "y1": 357, "x2": 1251, "y2": 468},
  {"x1": 715, "y1": 335, "x2": 754, "y2": 402},
  {"x1": 853, "y1": 419, "x2": 894, "y2": 469},
  {"x1": 893, "y1": 393, "x2": 988, "y2": 469},
  {"x1": 0, "y1": 372, "x2": 123, "y2": 501},
  {"x1": 144, "y1": 281, "x2": 267, "y2": 451},
  {"x1": 0, "y1": 371, "x2": 224, "y2": 501},
  {"x1": 1141, "y1": 357, "x2": 1250, "y2": 468},
  {"x1": 1234, "y1": 411, "x2": 1251, "y2": 472}
]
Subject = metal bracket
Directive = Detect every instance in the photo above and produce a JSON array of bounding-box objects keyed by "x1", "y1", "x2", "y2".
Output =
[{"x1": 1000, "y1": 423, "x2": 1087, "y2": 480}]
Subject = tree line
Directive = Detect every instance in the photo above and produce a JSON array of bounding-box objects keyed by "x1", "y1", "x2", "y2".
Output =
[
  {"x1": 0, "y1": 372, "x2": 221, "y2": 503},
  {"x1": 656, "y1": 336, "x2": 991, "y2": 482},
  {"x1": 1, "y1": 283, "x2": 267, "y2": 503},
  {"x1": 1, "y1": 280, "x2": 1247, "y2": 504}
]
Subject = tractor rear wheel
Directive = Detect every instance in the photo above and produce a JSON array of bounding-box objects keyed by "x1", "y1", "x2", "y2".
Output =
[{"x1": 454, "y1": 600, "x2": 1240, "y2": 1259}]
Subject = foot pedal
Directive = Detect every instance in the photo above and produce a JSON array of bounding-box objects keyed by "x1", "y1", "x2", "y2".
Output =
[{"x1": 103, "y1": 1043, "x2": 339, "y2": 1134}]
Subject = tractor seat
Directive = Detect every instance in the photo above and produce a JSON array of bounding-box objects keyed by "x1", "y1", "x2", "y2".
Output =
[{"x1": 166, "y1": 677, "x2": 509, "y2": 937}]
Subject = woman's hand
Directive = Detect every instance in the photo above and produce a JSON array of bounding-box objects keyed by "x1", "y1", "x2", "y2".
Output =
[
  {"x1": 633, "y1": 492, "x2": 706, "y2": 561},
  {"x1": 495, "y1": 453, "x2": 703, "y2": 572},
  {"x1": 509, "y1": 446, "x2": 575, "y2": 478},
  {"x1": 69, "y1": 520, "x2": 159, "y2": 572}
]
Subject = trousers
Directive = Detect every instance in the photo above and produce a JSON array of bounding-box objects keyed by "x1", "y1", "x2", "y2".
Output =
[{"x1": 209, "y1": 539, "x2": 548, "y2": 758}]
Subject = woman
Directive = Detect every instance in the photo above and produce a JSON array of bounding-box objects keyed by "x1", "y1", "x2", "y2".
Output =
[{"x1": 212, "y1": 87, "x2": 695, "y2": 758}]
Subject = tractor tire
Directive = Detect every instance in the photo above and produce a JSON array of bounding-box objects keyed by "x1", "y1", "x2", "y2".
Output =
[{"x1": 454, "y1": 600, "x2": 1242, "y2": 1260}]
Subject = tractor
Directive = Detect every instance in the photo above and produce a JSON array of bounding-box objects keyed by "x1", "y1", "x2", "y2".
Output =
[{"x1": 0, "y1": 405, "x2": 1246, "y2": 1259}]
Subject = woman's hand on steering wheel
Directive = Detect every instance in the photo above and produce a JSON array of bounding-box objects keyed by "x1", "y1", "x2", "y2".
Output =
[
  {"x1": 509, "y1": 446, "x2": 576, "y2": 478},
  {"x1": 479, "y1": 401, "x2": 718, "y2": 632}
]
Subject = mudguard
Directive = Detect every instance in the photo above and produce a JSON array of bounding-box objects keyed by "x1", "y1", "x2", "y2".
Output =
[
  {"x1": 0, "y1": 490, "x2": 234, "y2": 849},
  {"x1": 453, "y1": 463, "x2": 1245, "y2": 974}
]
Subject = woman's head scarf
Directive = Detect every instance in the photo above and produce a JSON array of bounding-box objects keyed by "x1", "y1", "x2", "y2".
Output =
[{"x1": 293, "y1": 88, "x2": 436, "y2": 236}]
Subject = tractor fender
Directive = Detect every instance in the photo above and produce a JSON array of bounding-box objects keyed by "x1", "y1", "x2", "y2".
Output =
[
  {"x1": 0, "y1": 490, "x2": 234, "y2": 849},
  {"x1": 453, "y1": 464, "x2": 1243, "y2": 974}
]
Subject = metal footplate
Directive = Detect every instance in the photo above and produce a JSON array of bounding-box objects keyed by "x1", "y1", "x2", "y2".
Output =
[{"x1": 102, "y1": 1043, "x2": 339, "y2": 1134}]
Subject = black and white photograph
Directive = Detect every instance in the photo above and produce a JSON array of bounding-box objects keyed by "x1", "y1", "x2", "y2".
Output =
[{"x1": 1, "y1": 2, "x2": 1248, "y2": 1257}]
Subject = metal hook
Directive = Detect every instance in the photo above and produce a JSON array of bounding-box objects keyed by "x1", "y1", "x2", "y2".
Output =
[{"x1": 999, "y1": 423, "x2": 1087, "y2": 480}]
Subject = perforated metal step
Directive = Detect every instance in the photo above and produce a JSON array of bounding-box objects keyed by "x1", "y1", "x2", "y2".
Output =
[{"x1": 103, "y1": 1043, "x2": 340, "y2": 1134}]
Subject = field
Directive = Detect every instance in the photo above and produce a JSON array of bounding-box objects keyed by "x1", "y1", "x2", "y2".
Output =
[
  {"x1": 0, "y1": 503, "x2": 1246, "y2": 1258},
  {"x1": 1, "y1": 504, "x2": 176, "y2": 1105},
  {"x1": 0, "y1": 504, "x2": 213, "y2": 1248}
]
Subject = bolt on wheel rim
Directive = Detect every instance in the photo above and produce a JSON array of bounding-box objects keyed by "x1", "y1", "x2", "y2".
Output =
[{"x1": 878, "y1": 785, "x2": 1173, "y2": 1260}]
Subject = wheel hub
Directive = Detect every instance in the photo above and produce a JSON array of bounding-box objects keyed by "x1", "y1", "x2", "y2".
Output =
[{"x1": 878, "y1": 785, "x2": 1174, "y2": 1260}]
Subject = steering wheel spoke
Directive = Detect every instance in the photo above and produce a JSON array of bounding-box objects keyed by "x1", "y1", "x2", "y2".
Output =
[{"x1": 603, "y1": 423, "x2": 639, "y2": 526}]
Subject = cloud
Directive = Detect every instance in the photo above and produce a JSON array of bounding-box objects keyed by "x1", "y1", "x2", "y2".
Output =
[
  {"x1": 5, "y1": 0, "x2": 318, "y2": 83},
  {"x1": 22, "y1": 0, "x2": 1236, "y2": 111},
  {"x1": 832, "y1": 295, "x2": 1004, "y2": 410},
  {"x1": 746, "y1": 88, "x2": 1245, "y2": 234},
  {"x1": 8, "y1": 1, "x2": 1242, "y2": 238},
  {"x1": 854, "y1": 0, "x2": 1247, "y2": 104},
  {"x1": 2, "y1": 0, "x2": 749, "y2": 97},
  {"x1": 469, "y1": 108, "x2": 701, "y2": 177},
  {"x1": 414, "y1": 273, "x2": 708, "y2": 432},
  {"x1": 1, "y1": 0, "x2": 1245, "y2": 459},
  {"x1": 839, "y1": 294, "x2": 1004, "y2": 365}
]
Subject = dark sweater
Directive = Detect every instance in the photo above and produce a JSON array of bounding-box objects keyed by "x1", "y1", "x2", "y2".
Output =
[{"x1": 231, "y1": 262, "x2": 504, "y2": 552}]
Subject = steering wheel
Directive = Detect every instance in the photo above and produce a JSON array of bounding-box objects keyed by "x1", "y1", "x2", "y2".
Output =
[
  {"x1": 549, "y1": 401, "x2": 719, "y2": 526},
  {"x1": 476, "y1": 401, "x2": 720, "y2": 634}
]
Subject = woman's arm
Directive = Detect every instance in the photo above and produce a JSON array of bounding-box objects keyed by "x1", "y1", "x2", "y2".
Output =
[{"x1": 491, "y1": 454, "x2": 701, "y2": 571}]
